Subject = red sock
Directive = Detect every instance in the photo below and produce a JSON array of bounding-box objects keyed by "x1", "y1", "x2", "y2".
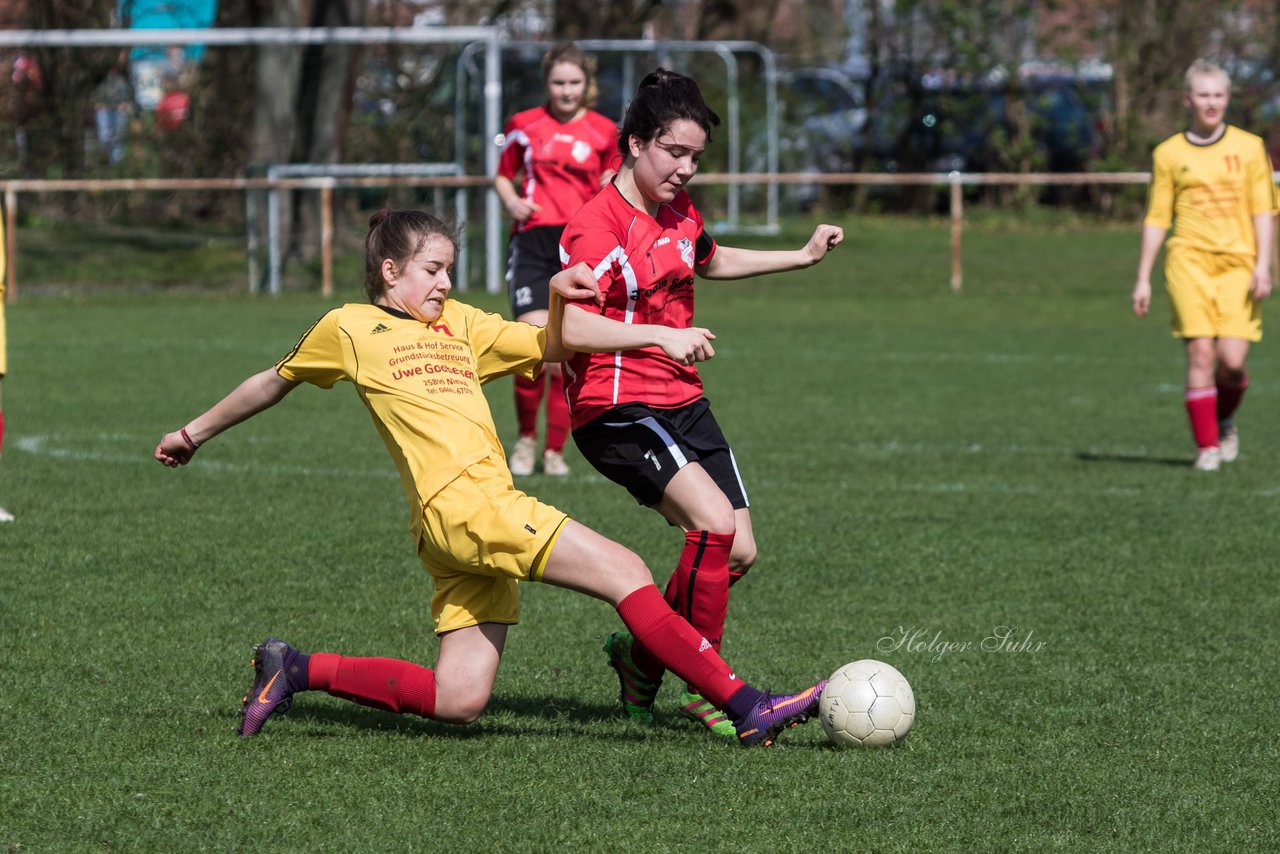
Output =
[
  {"x1": 615, "y1": 585, "x2": 746, "y2": 708},
  {"x1": 1185, "y1": 386, "x2": 1219, "y2": 449},
  {"x1": 671, "y1": 531, "x2": 733, "y2": 652},
  {"x1": 543, "y1": 370, "x2": 570, "y2": 453},
  {"x1": 514, "y1": 374, "x2": 544, "y2": 438},
  {"x1": 307, "y1": 653, "x2": 437, "y2": 718},
  {"x1": 1216, "y1": 371, "x2": 1248, "y2": 423}
]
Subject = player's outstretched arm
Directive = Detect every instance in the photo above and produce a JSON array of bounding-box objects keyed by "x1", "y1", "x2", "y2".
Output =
[
  {"x1": 700, "y1": 223, "x2": 844, "y2": 281},
  {"x1": 561, "y1": 300, "x2": 716, "y2": 365},
  {"x1": 154, "y1": 368, "x2": 299, "y2": 467},
  {"x1": 543, "y1": 263, "x2": 602, "y2": 363}
]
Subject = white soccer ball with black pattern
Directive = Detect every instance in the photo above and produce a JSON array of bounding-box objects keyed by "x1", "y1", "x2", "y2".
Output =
[{"x1": 819, "y1": 659, "x2": 915, "y2": 748}]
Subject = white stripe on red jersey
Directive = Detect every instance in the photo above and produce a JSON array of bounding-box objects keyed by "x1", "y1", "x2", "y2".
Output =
[
  {"x1": 559, "y1": 184, "x2": 718, "y2": 430},
  {"x1": 496, "y1": 106, "x2": 621, "y2": 231}
]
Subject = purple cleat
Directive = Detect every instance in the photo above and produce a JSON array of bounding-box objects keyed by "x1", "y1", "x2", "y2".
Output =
[
  {"x1": 735, "y1": 681, "x2": 827, "y2": 748},
  {"x1": 237, "y1": 637, "x2": 303, "y2": 737}
]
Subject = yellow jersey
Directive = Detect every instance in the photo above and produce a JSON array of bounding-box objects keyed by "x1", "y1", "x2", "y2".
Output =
[
  {"x1": 1144, "y1": 125, "x2": 1278, "y2": 257},
  {"x1": 276, "y1": 300, "x2": 545, "y2": 537}
]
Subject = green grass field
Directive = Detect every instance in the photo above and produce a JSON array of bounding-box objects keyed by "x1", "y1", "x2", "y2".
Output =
[{"x1": 3, "y1": 217, "x2": 1278, "y2": 850}]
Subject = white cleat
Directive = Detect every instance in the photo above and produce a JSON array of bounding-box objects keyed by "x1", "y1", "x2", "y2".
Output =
[
  {"x1": 1218, "y1": 425, "x2": 1239, "y2": 463},
  {"x1": 0, "y1": 505, "x2": 13, "y2": 523},
  {"x1": 508, "y1": 436, "x2": 537, "y2": 477},
  {"x1": 1193, "y1": 447, "x2": 1222, "y2": 472},
  {"x1": 542, "y1": 449, "x2": 570, "y2": 477}
]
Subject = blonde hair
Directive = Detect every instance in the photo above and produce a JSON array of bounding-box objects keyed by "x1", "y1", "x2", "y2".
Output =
[
  {"x1": 542, "y1": 41, "x2": 598, "y2": 110},
  {"x1": 1184, "y1": 59, "x2": 1230, "y2": 92}
]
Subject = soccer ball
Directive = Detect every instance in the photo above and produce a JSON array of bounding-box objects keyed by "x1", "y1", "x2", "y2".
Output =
[{"x1": 819, "y1": 659, "x2": 915, "y2": 748}]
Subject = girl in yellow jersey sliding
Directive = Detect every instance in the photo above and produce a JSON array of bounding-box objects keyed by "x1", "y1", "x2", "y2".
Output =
[
  {"x1": 154, "y1": 209, "x2": 825, "y2": 747},
  {"x1": 1132, "y1": 59, "x2": 1278, "y2": 471}
]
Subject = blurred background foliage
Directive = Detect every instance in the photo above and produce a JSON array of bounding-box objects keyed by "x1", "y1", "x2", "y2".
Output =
[{"x1": 2, "y1": 1, "x2": 1279, "y2": 230}]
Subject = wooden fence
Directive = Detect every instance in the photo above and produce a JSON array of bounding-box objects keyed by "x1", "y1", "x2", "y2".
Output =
[{"x1": 1, "y1": 171, "x2": 1154, "y2": 299}]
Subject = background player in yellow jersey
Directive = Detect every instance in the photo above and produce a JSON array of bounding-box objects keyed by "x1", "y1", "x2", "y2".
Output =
[
  {"x1": 1132, "y1": 59, "x2": 1278, "y2": 471},
  {"x1": 0, "y1": 208, "x2": 12, "y2": 522},
  {"x1": 154, "y1": 209, "x2": 826, "y2": 747}
]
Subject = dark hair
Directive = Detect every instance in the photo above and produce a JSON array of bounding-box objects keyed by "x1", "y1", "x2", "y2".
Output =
[
  {"x1": 363, "y1": 209, "x2": 458, "y2": 303},
  {"x1": 542, "y1": 41, "x2": 598, "y2": 109},
  {"x1": 617, "y1": 68, "x2": 720, "y2": 159}
]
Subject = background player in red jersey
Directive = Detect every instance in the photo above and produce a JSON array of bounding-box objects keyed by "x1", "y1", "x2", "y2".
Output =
[
  {"x1": 494, "y1": 43, "x2": 621, "y2": 478},
  {"x1": 1132, "y1": 60, "x2": 1277, "y2": 471},
  {"x1": 556, "y1": 69, "x2": 843, "y2": 736},
  {"x1": 154, "y1": 209, "x2": 825, "y2": 747}
]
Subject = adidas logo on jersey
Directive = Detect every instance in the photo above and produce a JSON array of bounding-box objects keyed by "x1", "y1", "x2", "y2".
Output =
[
  {"x1": 653, "y1": 237, "x2": 671, "y2": 247},
  {"x1": 371, "y1": 323, "x2": 391, "y2": 334}
]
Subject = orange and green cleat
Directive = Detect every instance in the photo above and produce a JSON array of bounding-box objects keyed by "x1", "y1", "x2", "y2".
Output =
[
  {"x1": 678, "y1": 690, "x2": 737, "y2": 739},
  {"x1": 603, "y1": 631, "x2": 662, "y2": 724}
]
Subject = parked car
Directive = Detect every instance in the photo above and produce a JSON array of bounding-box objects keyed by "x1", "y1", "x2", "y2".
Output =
[
  {"x1": 760, "y1": 65, "x2": 1110, "y2": 179},
  {"x1": 747, "y1": 67, "x2": 868, "y2": 206},
  {"x1": 871, "y1": 73, "x2": 1109, "y2": 174}
]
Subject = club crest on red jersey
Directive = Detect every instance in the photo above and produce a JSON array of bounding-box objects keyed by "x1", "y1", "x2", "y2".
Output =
[{"x1": 678, "y1": 237, "x2": 695, "y2": 269}]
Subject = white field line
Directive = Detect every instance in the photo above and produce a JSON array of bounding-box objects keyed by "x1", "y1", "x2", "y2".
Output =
[
  {"x1": 13, "y1": 434, "x2": 398, "y2": 480},
  {"x1": 15, "y1": 433, "x2": 1279, "y2": 496}
]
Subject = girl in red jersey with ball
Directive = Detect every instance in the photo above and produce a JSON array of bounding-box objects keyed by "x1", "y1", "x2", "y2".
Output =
[
  {"x1": 494, "y1": 43, "x2": 621, "y2": 478},
  {"x1": 557, "y1": 68, "x2": 844, "y2": 736}
]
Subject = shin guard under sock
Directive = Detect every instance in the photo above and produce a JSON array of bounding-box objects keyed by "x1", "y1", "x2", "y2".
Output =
[
  {"x1": 308, "y1": 653, "x2": 437, "y2": 718},
  {"x1": 544, "y1": 370, "x2": 570, "y2": 453},
  {"x1": 1185, "y1": 386, "x2": 1219, "y2": 449},
  {"x1": 514, "y1": 373, "x2": 545, "y2": 439},
  {"x1": 1216, "y1": 372, "x2": 1248, "y2": 424},
  {"x1": 615, "y1": 585, "x2": 744, "y2": 708}
]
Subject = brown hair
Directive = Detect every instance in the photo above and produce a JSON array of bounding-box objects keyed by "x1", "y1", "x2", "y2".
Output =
[
  {"x1": 542, "y1": 41, "x2": 598, "y2": 110},
  {"x1": 363, "y1": 209, "x2": 458, "y2": 303},
  {"x1": 617, "y1": 68, "x2": 720, "y2": 159}
]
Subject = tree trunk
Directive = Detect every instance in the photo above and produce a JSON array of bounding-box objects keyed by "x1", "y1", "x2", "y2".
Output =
[
  {"x1": 293, "y1": 0, "x2": 367, "y2": 263},
  {"x1": 248, "y1": 0, "x2": 304, "y2": 278},
  {"x1": 553, "y1": 0, "x2": 660, "y2": 38}
]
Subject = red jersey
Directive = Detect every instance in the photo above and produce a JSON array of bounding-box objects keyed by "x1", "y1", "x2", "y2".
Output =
[
  {"x1": 497, "y1": 107, "x2": 621, "y2": 231},
  {"x1": 559, "y1": 184, "x2": 718, "y2": 429}
]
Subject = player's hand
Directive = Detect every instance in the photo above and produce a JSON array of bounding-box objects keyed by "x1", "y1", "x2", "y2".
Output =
[
  {"x1": 505, "y1": 198, "x2": 541, "y2": 223},
  {"x1": 1131, "y1": 280, "x2": 1152, "y2": 317},
  {"x1": 154, "y1": 430, "x2": 196, "y2": 467},
  {"x1": 803, "y1": 224, "x2": 844, "y2": 264},
  {"x1": 1251, "y1": 267, "x2": 1272, "y2": 302},
  {"x1": 659, "y1": 327, "x2": 717, "y2": 365},
  {"x1": 551, "y1": 262, "x2": 602, "y2": 304}
]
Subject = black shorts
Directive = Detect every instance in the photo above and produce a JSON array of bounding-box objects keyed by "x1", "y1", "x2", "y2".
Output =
[
  {"x1": 506, "y1": 225, "x2": 566, "y2": 317},
  {"x1": 572, "y1": 398, "x2": 749, "y2": 509}
]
